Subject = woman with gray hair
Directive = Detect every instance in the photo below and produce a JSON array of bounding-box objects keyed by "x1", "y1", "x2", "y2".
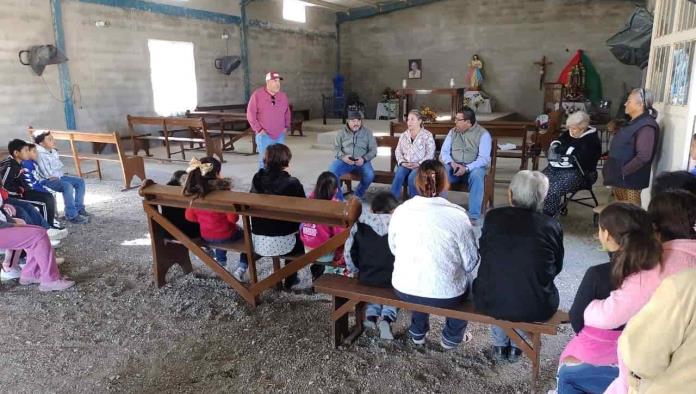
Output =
[
  {"x1": 542, "y1": 110, "x2": 602, "y2": 216},
  {"x1": 603, "y1": 88, "x2": 660, "y2": 205},
  {"x1": 473, "y1": 170, "x2": 564, "y2": 363}
]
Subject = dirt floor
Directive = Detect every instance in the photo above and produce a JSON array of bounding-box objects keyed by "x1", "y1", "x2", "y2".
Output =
[{"x1": 0, "y1": 137, "x2": 607, "y2": 393}]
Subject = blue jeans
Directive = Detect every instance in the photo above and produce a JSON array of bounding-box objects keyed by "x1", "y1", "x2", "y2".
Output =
[
  {"x1": 557, "y1": 363, "x2": 618, "y2": 394},
  {"x1": 44, "y1": 175, "x2": 86, "y2": 220},
  {"x1": 395, "y1": 289, "x2": 469, "y2": 347},
  {"x1": 255, "y1": 132, "x2": 286, "y2": 169},
  {"x1": 205, "y1": 226, "x2": 247, "y2": 268},
  {"x1": 446, "y1": 164, "x2": 486, "y2": 220},
  {"x1": 390, "y1": 165, "x2": 418, "y2": 199},
  {"x1": 329, "y1": 159, "x2": 375, "y2": 199},
  {"x1": 365, "y1": 303, "x2": 398, "y2": 322},
  {"x1": 491, "y1": 325, "x2": 528, "y2": 350},
  {"x1": 6, "y1": 199, "x2": 48, "y2": 228}
]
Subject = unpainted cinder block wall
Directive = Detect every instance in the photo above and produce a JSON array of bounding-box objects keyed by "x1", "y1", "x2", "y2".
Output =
[
  {"x1": 340, "y1": 0, "x2": 646, "y2": 120},
  {"x1": 0, "y1": 0, "x2": 335, "y2": 141}
]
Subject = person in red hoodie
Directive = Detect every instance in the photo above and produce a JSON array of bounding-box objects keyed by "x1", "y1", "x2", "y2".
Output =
[
  {"x1": 183, "y1": 157, "x2": 247, "y2": 282},
  {"x1": 297, "y1": 172, "x2": 345, "y2": 292}
]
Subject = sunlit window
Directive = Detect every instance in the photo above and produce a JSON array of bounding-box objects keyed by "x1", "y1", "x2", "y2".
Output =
[
  {"x1": 283, "y1": 0, "x2": 306, "y2": 23},
  {"x1": 147, "y1": 39, "x2": 198, "y2": 116}
]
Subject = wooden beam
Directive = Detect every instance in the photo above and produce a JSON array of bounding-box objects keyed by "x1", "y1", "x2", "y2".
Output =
[{"x1": 302, "y1": 0, "x2": 350, "y2": 12}]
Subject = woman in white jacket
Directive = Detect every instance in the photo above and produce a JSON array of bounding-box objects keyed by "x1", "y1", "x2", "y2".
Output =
[{"x1": 389, "y1": 159, "x2": 479, "y2": 350}]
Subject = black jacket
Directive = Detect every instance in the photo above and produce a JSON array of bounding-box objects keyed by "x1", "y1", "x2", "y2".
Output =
[
  {"x1": 351, "y1": 222, "x2": 394, "y2": 287},
  {"x1": 473, "y1": 206, "x2": 564, "y2": 322},
  {"x1": 568, "y1": 262, "x2": 622, "y2": 334},
  {"x1": 553, "y1": 128, "x2": 602, "y2": 176},
  {"x1": 0, "y1": 156, "x2": 27, "y2": 197},
  {"x1": 250, "y1": 169, "x2": 306, "y2": 236}
]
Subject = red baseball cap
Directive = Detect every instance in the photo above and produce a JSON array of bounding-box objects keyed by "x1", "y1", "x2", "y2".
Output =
[{"x1": 265, "y1": 71, "x2": 283, "y2": 81}]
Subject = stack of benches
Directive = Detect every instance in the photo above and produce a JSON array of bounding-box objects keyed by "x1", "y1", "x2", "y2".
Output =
[
  {"x1": 127, "y1": 115, "x2": 224, "y2": 162},
  {"x1": 27, "y1": 127, "x2": 145, "y2": 190}
]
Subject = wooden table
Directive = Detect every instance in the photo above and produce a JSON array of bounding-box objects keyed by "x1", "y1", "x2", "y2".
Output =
[{"x1": 396, "y1": 88, "x2": 465, "y2": 121}]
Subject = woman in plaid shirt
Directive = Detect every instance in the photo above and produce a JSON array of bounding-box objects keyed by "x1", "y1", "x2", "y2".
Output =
[{"x1": 391, "y1": 110, "x2": 435, "y2": 199}]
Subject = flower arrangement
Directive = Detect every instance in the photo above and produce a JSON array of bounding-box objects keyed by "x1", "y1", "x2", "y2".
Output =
[
  {"x1": 462, "y1": 93, "x2": 485, "y2": 109},
  {"x1": 419, "y1": 105, "x2": 437, "y2": 123},
  {"x1": 381, "y1": 87, "x2": 397, "y2": 102}
]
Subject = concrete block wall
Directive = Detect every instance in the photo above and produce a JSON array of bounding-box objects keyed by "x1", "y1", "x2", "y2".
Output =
[
  {"x1": 339, "y1": 0, "x2": 646, "y2": 120},
  {"x1": 0, "y1": 0, "x2": 69, "y2": 140},
  {"x1": 246, "y1": 0, "x2": 337, "y2": 118}
]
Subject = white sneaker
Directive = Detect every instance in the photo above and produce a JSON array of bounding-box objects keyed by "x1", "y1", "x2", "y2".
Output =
[
  {"x1": 47, "y1": 228, "x2": 68, "y2": 241},
  {"x1": 50, "y1": 239, "x2": 61, "y2": 248},
  {"x1": 290, "y1": 266, "x2": 313, "y2": 292},
  {"x1": 56, "y1": 257, "x2": 65, "y2": 265},
  {"x1": 232, "y1": 266, "x2": 248, "y2": 283},
  {"x1": 378, "y1": 319, "x2": 394, "y2": 340},
  {"x1": 1, "y1": 266, "x2": 21, "y2": 281}
]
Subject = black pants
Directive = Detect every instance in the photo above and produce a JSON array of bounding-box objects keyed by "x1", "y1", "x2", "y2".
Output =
[{"x1": 20, "y1": 190, "x2": 57, "y2": 227}]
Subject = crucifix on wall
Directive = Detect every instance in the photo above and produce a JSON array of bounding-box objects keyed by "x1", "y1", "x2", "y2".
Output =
[{"x1": 534, "y1": 56, "x2": 553, "y2": 91}]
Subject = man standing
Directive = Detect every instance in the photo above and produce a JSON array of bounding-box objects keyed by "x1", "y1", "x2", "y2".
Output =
[
  {"x1": 329, "y1": 111, "x2": 377, "y2": 200},
  {"x1": 246, "y1": 71, "x2": 291, "y2": 168},
  {"x1": 440, "y1": 106, "x2": 491, "y2": 224}
]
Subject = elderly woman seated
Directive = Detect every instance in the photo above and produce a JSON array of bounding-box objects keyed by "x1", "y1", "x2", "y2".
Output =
[
  {"x1": 542, "y1": 111, "x2": 602, "y2": 216},
  {"x1": 473, "y1": 170, "x2": 564, "y2": 362}
]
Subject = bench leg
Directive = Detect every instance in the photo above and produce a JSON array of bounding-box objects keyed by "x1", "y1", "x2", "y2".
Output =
[
  {"x1": 272, "y1": 257, "x2": 283, "y2": 291},
  {"x1": 333, "y1": 296, "x2": 350, "y2": 347},
  {"x1": 504, "y1": 328, "x2": 542, "y2": 393},
  {"x1": 342, "y1": 179, "x2": 353, "y2": 196},
  {"x1": 95, "y1": 160, "x2": 103, "y2": 180},
  {"x1": 148, "y1": 217, "x2": 193, "y2": 287}
]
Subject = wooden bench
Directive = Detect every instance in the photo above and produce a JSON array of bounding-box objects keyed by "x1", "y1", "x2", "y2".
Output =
[
  {"x1": 314, "y1": 274, "x2": 569, "y2": 391},
  {"x1": 340, "y1": 136, "x2": 498, "y2": 214},
  {"x1": 127, "y1": 115, "x2": 224, "y2": 162},
  {"x1": 390, "y1": 120, "x2": 538, "y2": 170},
  {"x1": 185, "y1": 110, "x2": 257, "y2": 155},
  {"x1": 27, "y1": 127, "x2": 145, "y2": 190},
  {"x1": 139, "y1": 180, "x2": 361, "y2": 307}
]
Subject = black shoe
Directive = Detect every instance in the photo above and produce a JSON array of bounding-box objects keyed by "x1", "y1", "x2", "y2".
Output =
[
  {"x1": 491, "y1": 345, "x2": 508, "y2": 362},
  {"x1": 507, "y1": 347, "x2": 522, "y2": 363}
]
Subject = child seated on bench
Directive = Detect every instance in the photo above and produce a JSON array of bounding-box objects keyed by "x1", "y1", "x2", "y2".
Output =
[
  {"x1": 32, "y1": 130, "x2": 89, "y2": 224},
  {"x1": 183, "y1": 157, "x2": 248, "y2": 281},
  {"x1": 344, "y1": 191, "x2": 399, "y2": 340},
  {"x1": 297, "y1": 172, "x2": 345, "y2": 292},
  {"x1": 250, "y1": 144, "x2": 306, "y2": 289},
  {"x1": 1, "y1": 139, "x2": 61, "y2": 229}
]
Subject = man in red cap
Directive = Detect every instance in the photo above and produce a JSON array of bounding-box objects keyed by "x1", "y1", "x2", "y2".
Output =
[{"x1": 246, "y1": 71, "x2": 291, "y2": 168}]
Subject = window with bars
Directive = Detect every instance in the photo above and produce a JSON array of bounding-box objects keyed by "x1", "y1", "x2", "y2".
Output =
[
  {"x1": 678, "y1": 0, "x2": 696, "y2": 31},
  {"x1": 669, "y1": 40, "x2": 696, "y2": 105},
  {"x1": 650, "y1": 46, "x2": 671, "y2": 103},
  {"x1": 657, "y1": 0, "x2": 679, "y2": 37}
]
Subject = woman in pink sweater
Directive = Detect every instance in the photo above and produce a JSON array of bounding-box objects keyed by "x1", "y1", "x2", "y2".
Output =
[
  {"x1": 554, "y1": 203, "x2": 661, "y2": 394},
  {"x1": 296, "y1": 172, "x2": 345, "y2": 292},
  {"x1": 584, "y1": 191, "x2": 696, "y2": 393}
]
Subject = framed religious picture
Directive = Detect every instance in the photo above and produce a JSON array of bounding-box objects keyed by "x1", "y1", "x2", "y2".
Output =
[{"x1": 408, "y1": 59, "x2": 422, "y2": 79}]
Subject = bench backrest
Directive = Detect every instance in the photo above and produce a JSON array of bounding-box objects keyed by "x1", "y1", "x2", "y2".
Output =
[
  {"x1": 140, "y1": 181, "x2": 362, "y2": 227},
  {"x1": 185, "y1": 110, "x2": 249, "y2": 121},
  {"x1": 127, "y1": 115, "x2": 210, "y2": 138},
  {"x1": 390, "y1": 120, "x2": 536, "y2": 138},
  {"x1": 195, "y1": 104, "x2": 247, "y2": 112},
  {"x1": 27, "y1": 127, "x2": 126, "y2": 161}
]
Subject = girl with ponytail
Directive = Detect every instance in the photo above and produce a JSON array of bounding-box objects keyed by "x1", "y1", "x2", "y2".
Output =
[
  {"x1": 389, "y1": 160, "x2": 478, "y2": 350},
  {"x1": 577, "y1": 194, "x2": 696, "y2": 394},
  {"x1": 555, "y1": 203, "x2": 660, "y2": 393}
]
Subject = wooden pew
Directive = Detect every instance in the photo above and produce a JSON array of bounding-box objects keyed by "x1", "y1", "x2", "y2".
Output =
[
  {"x1": 315, "y1": 274, "x2": 569, "y2": 391},
  {"x1": 185, "y1": 110, "x2": 257, "y2": 155},
  {"x1": 27, "y1": 127, "x2": 145, "y2": 190},
  {"x1": 195, "y1": 103, "x2": 247, "y2": 112},
  {"x1": 127, "y1": 115, "x2": 224, "y2": 162},
  {"x1": 390, "y1": 120, "x2": 538, "y2": 170},
  {"x1": 139, "y1": 180, "x2": 362, "y2": 307},
  {"x1": 340, "y1": 137, "x2": 498, "y2": 214}
]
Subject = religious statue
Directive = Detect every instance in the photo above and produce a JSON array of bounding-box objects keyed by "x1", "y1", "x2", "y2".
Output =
[{"x1": 466, "y1": 54, "x2": 484, "y2": 90}]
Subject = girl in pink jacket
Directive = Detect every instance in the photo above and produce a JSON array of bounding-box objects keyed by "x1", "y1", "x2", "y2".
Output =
[
  {"x1": 584, "y1": 191, "x2": 696, "y2": 394},
  {"x1": 554, "y1": 202, "x2": 662, "y2": 394},
  {"x1": 295, "y1": 172, "x2": 345, "y2": 292}
]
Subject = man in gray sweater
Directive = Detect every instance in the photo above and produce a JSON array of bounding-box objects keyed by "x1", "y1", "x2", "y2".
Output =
[{"x1": 328, "y1": 111, "x2": 377, "y2": 199}]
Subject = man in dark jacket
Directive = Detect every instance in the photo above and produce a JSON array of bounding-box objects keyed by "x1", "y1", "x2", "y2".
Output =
[
  {"x1": 1, "y1": 139, "x2": 61, "y2": 229},
  {"x1": 473, "y1": 170, "x2": 564, "y2": 363}
]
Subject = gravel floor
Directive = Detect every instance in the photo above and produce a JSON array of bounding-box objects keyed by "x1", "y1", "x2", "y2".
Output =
[{"x1": 0, "y1": 138, "x2": 608, "y2": 393}]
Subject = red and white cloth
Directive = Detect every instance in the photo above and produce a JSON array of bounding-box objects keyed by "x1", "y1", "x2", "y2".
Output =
[{"x1": 395, "y1": 128, "x2": 436, "y2": 165}]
